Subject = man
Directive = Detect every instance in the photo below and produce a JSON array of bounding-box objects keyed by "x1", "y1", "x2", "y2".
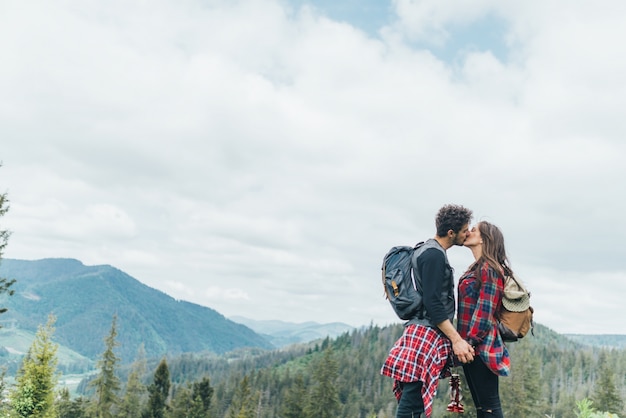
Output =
[{"x1": 381, "y1": 204, "x2": 475, "y2": 418}]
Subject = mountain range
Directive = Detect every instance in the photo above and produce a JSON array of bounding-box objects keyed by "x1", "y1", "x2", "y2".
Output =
[
  {"x1": 229, "y1": 316, "x2": 354, "y2": 347},
  {"x1": 0, "y1": 258, "x2": 273, "y2": 364}
]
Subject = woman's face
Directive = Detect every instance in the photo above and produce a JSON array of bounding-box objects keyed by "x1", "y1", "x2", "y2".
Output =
[{"x1": 464, "y1": 224, "x2": 483, "y2": 248}]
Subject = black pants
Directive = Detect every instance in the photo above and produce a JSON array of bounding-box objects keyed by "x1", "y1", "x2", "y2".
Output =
[
  {"x1": 396, "y1": 381, "x2": 424, "y2": 418},
  {"x1": 462, "y1": 356, "x2": 504, "y2": 418}
]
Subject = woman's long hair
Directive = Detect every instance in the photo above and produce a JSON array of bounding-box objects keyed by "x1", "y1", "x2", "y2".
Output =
[{"x1": 469, "y1": 221, "x2": 512, "y2": 277}]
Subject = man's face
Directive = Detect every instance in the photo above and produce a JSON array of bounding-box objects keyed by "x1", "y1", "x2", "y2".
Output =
[{"x1": 451, "y1": 223, "x2": 470, "y2": 246}]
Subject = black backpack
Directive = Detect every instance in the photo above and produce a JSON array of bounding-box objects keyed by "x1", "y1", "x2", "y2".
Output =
[{"x1": 381, "y1": 242, "x2": 425, "y2": 320}]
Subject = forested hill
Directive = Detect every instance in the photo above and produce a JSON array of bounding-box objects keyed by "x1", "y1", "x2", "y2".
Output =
[
  {"x1": 0, "y1": 258, "x2": 272, "y2": 363},
  {"x1": 143, "y1": 322, "x2": 626, "y2": 418}
]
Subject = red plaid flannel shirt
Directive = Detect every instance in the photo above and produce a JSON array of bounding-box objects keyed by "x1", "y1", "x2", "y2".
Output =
[
  {"x1": 457, "y1": 262, "x2": 510, "y2": 376},
  {"x1": 381, "y1": 324, "x2": 452, "y2": 417}
]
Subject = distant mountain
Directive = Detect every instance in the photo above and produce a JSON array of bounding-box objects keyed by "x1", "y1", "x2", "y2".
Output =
[
  {"x1": 230, "y1": 316, "x2": 354, "y2": 347},
  {"x1": 564, "y1": 334, "x2": 626, "y2": 349},
  {"x1": 0, "y1": 258, "x2": 273, "y2": 364}
]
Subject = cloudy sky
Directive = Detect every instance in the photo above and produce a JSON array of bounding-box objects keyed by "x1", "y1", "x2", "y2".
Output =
[{"x1": 2, "y1": 0, "x2": 625, "y2": 335}]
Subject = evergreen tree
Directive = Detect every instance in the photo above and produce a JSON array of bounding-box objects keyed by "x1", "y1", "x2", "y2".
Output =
[
  {"x1": 0, "y1": 368, "x2": 8, "y2": 416},
  {"x1": 552, "y1": 392, "x2": 578, "y2": 418},
  {"x1": 281, "y1": 372, "x2": 307, "y2": 418},
  {"x1": 0, "y1": 178, "x2": 17, "y2": 415},
  {"x1": 144, "y1": 358, "x2": 171, "y2": 418},
  {"x1": 169, "y1": 380, "x2": 213, "y2": 418},
  {"x1": 10, "y1": 314, "x2": 59, "y2": 418},
  {"x1": 119, "y1": 344, "x2": 147, "y2": 418},
  {"x1": 169, "y1": 385, "x2": 193, "y2": 418},
  {"x1": 227, "y1": 375, "x2": 257, "y2": 418},
  {"x1": 501, "y1": 339, "x2": 544, "y2": 417},
  {"x1": 0, "y1": 180, "x2": 16, "y2": 318},
  {"x1": 89, "y1": 314, "x2": 122, "y2": 418},
  {"x1": 191, "y1": 377, "x2": 214, "y2": 415},
  {"x1": 56, "y1": 388, "x2": 71, "y2": 415},
  {"x1": 304, "y1": 347, "x2": 340, "y2": 418},
  {"x1": 591, "y1": 352, "x2": 624, "y2": 415},
  {"x1": 57, "y1": 387, "x2": 89, "y2": 418}
]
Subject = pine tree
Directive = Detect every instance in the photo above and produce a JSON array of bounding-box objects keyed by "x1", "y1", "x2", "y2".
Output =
[
  {"x1": 0, "y1": 180, "x2": 16, "y2": 318},
  {"x1": 169, "y1": 385, "x2": 193, "y2": 418},
  {"x1": 281, "y1": 372, "x2": 307, "y2": 418},
  {"x1": 191, "y1": 376, "x2": 214, "y2": 415},
  {"x1": 591, "y1": 352, "x2": 624, "y2": 415},
  {"x1": 501, "y1": 339, "x2": 544, "y2": 417},
  {"x1": 227, "y1": 375, "x2": 257, "y2": 418},
  {"x1": 57, "y1": 387, "x2": 89, "y2": 418},
  {"x1": 10, "y1": 314, "x2": 59, "y2": 418},
  {"x1": 119, "y1": 344, "x2": 147, "y2": 418},
  {"x1": 304, "y1": 347, "x2": 340, "y2": 418},
  {"x1": 0, "y1": 180, "x2": 17, "y2": 416},
  {"x1": 169, "y1": 381, "x2": 213, "y2": 418},
  {"x1": 56, "y1": 388, "x2": 72, "y2": 416},
  {"x1": 0, "y1": 368, "x2": 8, "y2": 416},
  {"x1": 144, "y1": 358, "x2": 171, "y2": 418},
  {"x1": 89, "y1": 314, "x2": 122, "y2": 418}
]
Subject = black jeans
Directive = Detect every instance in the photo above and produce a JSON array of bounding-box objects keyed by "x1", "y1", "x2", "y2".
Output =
[
  {"x1": 396, "y1": 381, "x2": 424, "y2": 418},
  {"x1": 462, "y1": 356, "x2": 504, "y2": 418}
]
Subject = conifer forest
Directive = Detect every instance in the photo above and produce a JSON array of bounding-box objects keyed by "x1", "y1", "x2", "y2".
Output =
[{"x1": 3, "y1": 315, "x2": 625, "y2": 418}]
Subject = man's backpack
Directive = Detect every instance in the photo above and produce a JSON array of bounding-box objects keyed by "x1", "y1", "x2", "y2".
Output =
[
  {"x1": 498, "y1": 274, "x2": 534, "y2": 342},
  {"x1": 381, "y1": 242, "x2": 425, "y2": 321}
]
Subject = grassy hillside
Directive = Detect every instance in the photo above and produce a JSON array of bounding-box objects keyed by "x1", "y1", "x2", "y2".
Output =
[{"x1": 0, "y1": 327, "x2": 93, "y2": 375}]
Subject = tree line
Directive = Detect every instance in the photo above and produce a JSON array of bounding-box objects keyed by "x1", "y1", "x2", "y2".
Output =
[{"x1": 2, "y1": 312, "x2": 624, "y2": 418}]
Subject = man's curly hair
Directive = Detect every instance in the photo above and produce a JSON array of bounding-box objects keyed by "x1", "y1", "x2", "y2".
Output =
[{"x1": 435, "y1": 204, "x2": 473, "y2": 237}]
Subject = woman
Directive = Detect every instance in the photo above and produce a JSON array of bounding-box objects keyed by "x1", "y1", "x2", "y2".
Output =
[{"x1": 457, "y1": 221, "x2": 511, "y2": 418}]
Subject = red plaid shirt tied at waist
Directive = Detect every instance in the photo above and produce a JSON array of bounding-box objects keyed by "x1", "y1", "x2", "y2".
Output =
[{"x1": 381, "y1": 324, "x2": 453, "y2": 417}]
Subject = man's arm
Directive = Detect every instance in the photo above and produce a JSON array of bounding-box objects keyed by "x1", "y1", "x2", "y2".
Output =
[
  {"x1": 418, "y1": 249, "x2": 475, "y2": 363},
  {"x1": 418, "y1": 249, "x2": 450, "y2": 324},
  {"x1": 437, "y1": 319, "x2": 475, "y2": 363}
]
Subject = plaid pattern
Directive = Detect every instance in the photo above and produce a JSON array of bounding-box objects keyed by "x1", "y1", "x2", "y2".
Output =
[
  {"x1": 457, "y1": 262, "x2": 510, "y2": 376},
  {"x1": 381, "y1": 324, "x2": 452, "y2": 417}
]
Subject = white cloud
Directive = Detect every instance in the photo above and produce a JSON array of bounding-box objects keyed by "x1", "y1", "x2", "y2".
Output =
[
  {"x1": 390, "y1": 0, "x2": 500, "y2": 45},
  {"x1": 1, "y1": 0, "x2": 625, "y2": 334},
  {"x1": 203, "y1": 285, "x2": 250, "y2": 301}
]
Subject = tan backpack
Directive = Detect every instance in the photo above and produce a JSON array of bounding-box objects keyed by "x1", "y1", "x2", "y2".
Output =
[{"x1": 498, "y1": 274, "x2": 534, "y2": 342}]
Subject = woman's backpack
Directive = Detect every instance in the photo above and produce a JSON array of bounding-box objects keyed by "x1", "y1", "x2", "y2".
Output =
[{"x1": 498, "y1": 274, "x2": 534, "y2": 342}]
